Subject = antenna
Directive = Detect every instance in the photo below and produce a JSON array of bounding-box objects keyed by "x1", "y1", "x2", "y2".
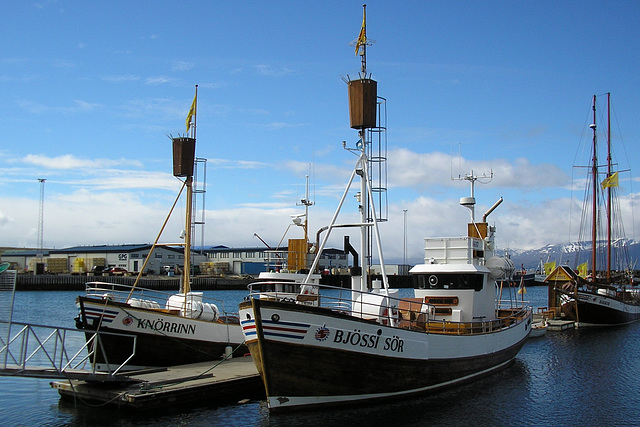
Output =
[
  {"x1": 452, "y1": 170, "x2": 494, "y2": 222},
  {"x1": 296, "y1": 174, "x2": 314, "y2": 243}
]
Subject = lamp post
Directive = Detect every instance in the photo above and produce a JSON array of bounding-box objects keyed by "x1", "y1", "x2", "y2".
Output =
[
  {"x1": 37, "y1": 178, "x2": 46, "y2": 253},
  {"x1": 403, "y1": 209, "x2": 408, "y2": 271}
]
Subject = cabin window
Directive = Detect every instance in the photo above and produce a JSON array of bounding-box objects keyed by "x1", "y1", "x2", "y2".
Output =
[{"x1": 414, "y1": 273, "x2": 483, "y2": 291}]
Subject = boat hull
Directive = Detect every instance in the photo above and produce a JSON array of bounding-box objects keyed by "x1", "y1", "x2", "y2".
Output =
[
  {"x1": 561, "y1": 291, "x2": 640, "y2": 326},
  {"x1": 240, "y1": 298, "x2": 531, "y2": 411},
  {"x1": 76, "y1": 296, "x2": 247, "y2": 370}
]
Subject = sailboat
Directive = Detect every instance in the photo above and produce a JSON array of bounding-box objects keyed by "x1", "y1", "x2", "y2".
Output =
[
  {"x1": 238, "y1": 7, "x2": 532, "y2": 411},
  {"x1": 556, "y1": 93, "x2": 640, "y2": 326},
  {"x1": 75, "y1": 88, "x2": 246, "y2": 371}
]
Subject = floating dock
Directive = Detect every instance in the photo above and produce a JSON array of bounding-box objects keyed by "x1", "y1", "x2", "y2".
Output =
[
  {"x1": 547, "y1": 319, "x2": 575, "y2": 331},
  {"x1": 51, "y1": 356, "x2": 263, "y2": 410},
  {"x1": 534, "y1": 310, "x2": 576, "y2": 331}
]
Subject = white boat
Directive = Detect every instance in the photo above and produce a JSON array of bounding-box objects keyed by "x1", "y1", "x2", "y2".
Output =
[
  {"x1": 251, "y1": 175, "x2": 322, "y2": 300},
  {"x1": 555, "y1": 94, "x2": 640, "y2": 326},
  {"x1": 238, "y1": 11, "x2": 532, "y2": 411},
  {"x1": 529, "y1": 318, "x2": 548, "y2": 338},
  {"x1": 75, "y1": 93, "x2": 246, "y2": 371}
]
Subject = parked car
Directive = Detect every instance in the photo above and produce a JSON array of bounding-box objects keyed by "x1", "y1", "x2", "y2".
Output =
[
  {"x1": 91, "y1": 265, "x2": 106, "y2": 275},
  {"x1": 105, "y1": 267, "x2": 127, "y2": 276}
]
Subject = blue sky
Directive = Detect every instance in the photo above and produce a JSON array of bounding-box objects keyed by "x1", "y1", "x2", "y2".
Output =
[{"x1": 1, "y1": 1, "x2": 639, "y2": 266}]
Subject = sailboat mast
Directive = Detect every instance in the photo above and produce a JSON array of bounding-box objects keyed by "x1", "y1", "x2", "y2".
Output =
[
  {"x1": 606, "y1": 92, "x2": 612, "y2": 279},
  {"x1": 183, "y1": 175, "x2": 193, "y2": 293},
  {"x1": 590, "y1": 95, "x2": 598, "y2": 280},
  {"x1": 179, "y1": 84, "x2": 197, "y2": 294}
]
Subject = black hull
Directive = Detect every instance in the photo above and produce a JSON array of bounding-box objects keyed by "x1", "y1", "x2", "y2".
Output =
[
  {"x1": 76, "y1": 296, "x2": 247, "y2": 368},
  {"x1": 80, "y1": 325, "x2": 247, "y2": 367},
  {"x1": 244, "y1": 298, "x2": 530, "y2": 411},
  {"x1": 561, "y1": 292, "x2": 640, "y2": 325},
  {"x1": 250, "y1": 338, "x2": 523, "y2": 399}
]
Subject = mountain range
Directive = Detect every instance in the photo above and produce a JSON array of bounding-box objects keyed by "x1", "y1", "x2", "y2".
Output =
[{"x1": 505, "y1": 239, "x2": 640, "y2": 272}]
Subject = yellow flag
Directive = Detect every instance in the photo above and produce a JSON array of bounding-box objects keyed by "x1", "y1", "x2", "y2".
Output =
[
  {"x1": 544, "y1": 261, "x2": 556, "y2": 276},
  {"x1": 601, "y1": 171, "x2": 619, "y2": 189},
  {"x1": 354, "y1": 8, "x2": 366, "y2": 55},
  {"x1": 186, "y1": 93, "x2": 197, "y2": 133},
  {"x1": 517, "y1": 286, "x2": 527, "y2": 295},
  {"x1": 577, "y1": 262, "x2": 588, "y2": 278}
]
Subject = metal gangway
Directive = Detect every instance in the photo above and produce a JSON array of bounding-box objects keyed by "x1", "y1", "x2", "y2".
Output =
[{"x1": 0, "y1": 268, "x2": 136, "y2": 382}]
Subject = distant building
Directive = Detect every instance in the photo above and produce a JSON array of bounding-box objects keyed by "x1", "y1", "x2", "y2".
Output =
[
  {"x1": 1, "y1": 244, "x2": 349, "y2": 276},
  {"x1": 202, "y1": 246, "x2": 348, "y2": 275},
  {"x1": 1, "y1": 244, "x2": 197, "y2": 275}
]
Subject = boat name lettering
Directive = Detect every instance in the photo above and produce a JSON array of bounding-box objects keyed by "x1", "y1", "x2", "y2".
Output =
[
  {"x1": 333, "y1": 328, "x2": 388, "y2": 350},
  {"x1": 136, "y1": 318, "x2": 196, "y2": 335},
  {"x1": 383, "y1": 335, "x2": 404, "y2": 352}
]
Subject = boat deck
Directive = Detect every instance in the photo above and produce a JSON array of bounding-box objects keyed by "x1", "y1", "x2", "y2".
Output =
[{"x1": 51, "y1": 356, "x2": 263, "y2": 410}]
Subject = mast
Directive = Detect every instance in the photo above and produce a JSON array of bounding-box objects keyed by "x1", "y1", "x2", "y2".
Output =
[
  {"x1": 299, "y1": 174, "x2": 313, "y2": 244},
  {"x1": 356, "y1": 4, "x2": 368, "y2": 77},
  {"x1": 606, "y1": 92, "x2": 612, "y2": 279},
  {"x1": 177, "y1": 85, "x2": 198, "y2": 294},
  {"x1": 183, "y1": 175, "x2": 193, "y2": 293},
  {"x1": 590, "y1": 95, "x2": 598, "y2": 281}
]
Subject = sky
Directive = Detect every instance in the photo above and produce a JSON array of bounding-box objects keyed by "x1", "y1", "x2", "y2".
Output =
[{"x1": 1, "y1": 1, "x2": 639, "y2": 267}]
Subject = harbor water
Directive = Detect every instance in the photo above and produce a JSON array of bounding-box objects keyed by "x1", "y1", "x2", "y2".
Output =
[{"x1": 2, "y1": 286, "x2": 640, "y2": 426}]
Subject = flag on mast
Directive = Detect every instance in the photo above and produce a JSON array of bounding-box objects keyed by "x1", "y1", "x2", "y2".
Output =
[
  {"x1": 601, "y1": 171, "x2": 619, "y2": 189},
  {"x1": 354, "y1": 6, "x2": 366, "y2": 55},
  {"x1": 577, "y1": 262, "x2": 588, "y2": 278},
  {"x1": 186, "y1": 89, "x2": 197, "y2": 133}
]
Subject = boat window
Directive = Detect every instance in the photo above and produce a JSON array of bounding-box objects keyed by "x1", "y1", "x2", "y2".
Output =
[{"x1": 414, "y1": 273, "x2": 483, "y2": 291}]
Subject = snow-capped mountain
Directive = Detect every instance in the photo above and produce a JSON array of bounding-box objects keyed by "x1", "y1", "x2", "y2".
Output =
[{"x1": 504, "y1": 239, "x2": 640, "y2": 271}]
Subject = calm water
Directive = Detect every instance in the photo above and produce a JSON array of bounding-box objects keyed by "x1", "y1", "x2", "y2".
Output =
[{"x1": 2, "y1": 287, "x2": 640, "y2": 426}]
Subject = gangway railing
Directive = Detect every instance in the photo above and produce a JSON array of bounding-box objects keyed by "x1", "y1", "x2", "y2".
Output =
[{"x1": 0, "y1": 320, "x2": 137, "y2": 381}]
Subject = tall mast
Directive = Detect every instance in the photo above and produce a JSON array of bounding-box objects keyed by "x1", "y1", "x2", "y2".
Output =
[
  {"x1": 590, "y1": 95, "x2": 598, "y2": 280},
  {"x1": 606, "y1": 92, "x2": 612, "y2": 279},
  {"x1": 357, "y1": 4, "x2": 368, "y2": 78},
  {"x1": 178, "y1": 85, "x2": 198, "y2": 294},
  {"x1": 300, "y1": 174, "x2": 313, "y2": 244},
  {"x1": 183, "y1": 175, "x2": 193, "y2": 293}
]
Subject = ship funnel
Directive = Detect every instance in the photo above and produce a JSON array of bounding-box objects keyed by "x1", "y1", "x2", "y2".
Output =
[{"x1": 482, "y1": 197, "x2": 503, "y2": 222}]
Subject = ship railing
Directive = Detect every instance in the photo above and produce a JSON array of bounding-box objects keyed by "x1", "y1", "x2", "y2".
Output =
[
  {"x1": 246, "y1": 282, "x2": 532, "y2": 335},
  {"x1": 84, "y1": 281, "x2": 236, "y2": 319},
  {"x1": 0, "y1": 319, "x2": 136, "y2": 379}
]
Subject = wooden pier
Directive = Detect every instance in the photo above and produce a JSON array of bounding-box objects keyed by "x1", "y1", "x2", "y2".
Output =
[{"x1": 51, "y1": 357, "x2": 264, "y2": 410}]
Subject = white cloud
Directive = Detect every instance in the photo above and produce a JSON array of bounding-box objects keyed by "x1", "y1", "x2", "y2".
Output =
[
  {"x1": 256, "y1": 64, "x2": 293, "y2": 77},
  {"x1": 103, "y1": 75, "x2": 141, "y2": 83},
  {"x1": 388, "y1": 148, "x2": 569, "y2": 191},
  {"x1": 172, "y1": 61, "x2": 194, "y2": 71},
  {"x1": 21, "y1": 154, "x2": 142, "y2": 170},
  {"x1": 146, "y1": 76, "x2": 178, "y2": 85}
]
